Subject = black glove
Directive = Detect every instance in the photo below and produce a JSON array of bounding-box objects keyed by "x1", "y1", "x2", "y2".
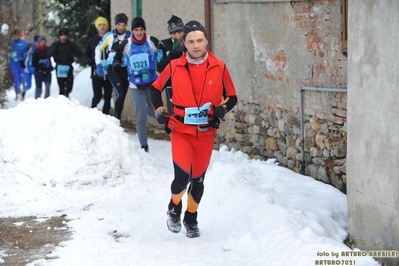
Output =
[
  {"x1": 155, "y1": 107, "x2": 170, "y2": 124},
  {"x1": 112, "y1": 59, "x2": 122, "y2": 73},
  {"x1": 209, "y1": 118, "x2": 220, "y2": 129},
  {"x1": 19, "y1": 60, "x2": 25, "y2": 69},
  {"x1": 172, "y1": 37, "x2": 185, "y2": 52},
  {"x1": 214, "y1": 105, "x2": 226, "y2": 119},
  {"x1": 164, "y1": 124, "x2": 172, "y2": 134},
  {"x1": 157, "y1": 111, "x2": 170, "y2": 124}
]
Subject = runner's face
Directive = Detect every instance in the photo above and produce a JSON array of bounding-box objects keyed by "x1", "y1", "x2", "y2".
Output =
[
  {"x1": 133, "y1": 27, "x2": 145, "y2": 41},
  {"x1": 116, "y1": 23, "x2": 127, "y2": 34},
  {"x1": 170, "y1": 31, "x2": 184, "y2": 40},
  {"x1": 97, "y1": 23, "x2": 108, "y2": 36},
  {"x1": 184, "y1": 31, "x2": 208, "y2": 59},
  {"x1": 59, "y1": 34, "x2": 68, "y2": 43}
]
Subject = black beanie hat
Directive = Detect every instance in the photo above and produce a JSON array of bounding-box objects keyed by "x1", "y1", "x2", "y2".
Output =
[
  {"x1": 34, "y1": 35, "x2": 40, "y2": 42},
  {"x1": 131, "y1": 17, "x2": 146, "y2": 31},
  {"x1": 37, "y1": 36, "x2": 46, "y2": 42},
  {"x1": 115, "y1": 13, "x2": 128, "y2": 25},
  {"x1": 167, "y1": 15, "x2": 184, "y2": 34},
  {"x1": 58, "y1": 27, "x2": 69, "y2": 36},
  {"x1": 183, "y1": 20, "x2": 206, "y2": 39}
]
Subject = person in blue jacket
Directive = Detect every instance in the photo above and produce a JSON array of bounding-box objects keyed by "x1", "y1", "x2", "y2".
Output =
[
  {"x1": 112, "y1": 17, "x2": 158, "y2": 152},
  {"x1": 9, "y1": 29, "x2": 29, "y2": 100},
  {"x1": 22, "y1": 35, "x2": 39, "y2": 100}
]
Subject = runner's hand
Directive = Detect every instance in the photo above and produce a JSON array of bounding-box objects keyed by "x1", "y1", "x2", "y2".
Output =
[
  {"x1": 155, "y1": 106, "x2": 170, "y2": 124},
  {"x1": 214, "y1": 105, "x2": 226, "y2": 119}
]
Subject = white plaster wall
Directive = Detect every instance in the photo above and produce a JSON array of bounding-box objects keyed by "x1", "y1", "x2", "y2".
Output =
[{"x1": 347, "y1": 0, "x2": 399, "y2": 262}]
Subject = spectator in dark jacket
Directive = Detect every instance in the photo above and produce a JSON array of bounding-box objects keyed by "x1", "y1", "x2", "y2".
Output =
[
  {"x1": 156, "y1": 15, "x2": 185, "y2": 113},
  {"x1": 84, "y1": 17, "x2": 113, "y2": 114},
  {"x1": 32, "y1": 36, "x2": 53, "y2": 99},
  {"x1": 47, "y1": 27, "x2": 83, "y2": 98}
]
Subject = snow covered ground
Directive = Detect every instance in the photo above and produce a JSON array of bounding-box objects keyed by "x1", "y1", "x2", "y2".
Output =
[{"x1": 0, "y1": 68, "x2": 380, "y2": 265}]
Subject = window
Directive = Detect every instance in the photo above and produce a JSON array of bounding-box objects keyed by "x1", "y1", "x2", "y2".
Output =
[
  {"x1": 341, "y1": 0, "x2": 348, "y2": 54},
  {"x1": 214, "y1": 0, "x2": 301, "y2": 2}
]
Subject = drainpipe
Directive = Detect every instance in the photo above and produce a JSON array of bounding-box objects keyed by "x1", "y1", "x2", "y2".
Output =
[
  {"x1": 204, "y1": 0, "x2": 212, "y2": 51},
  {"x1": 136, "y1": 0, "x2": 142, "y2": 17},
  {"x1": 131, "y1": 0, "x2": 142, "y2": 18},
  {"x1": 299, "y1": 86, "x2": 348, "y2": 174}
]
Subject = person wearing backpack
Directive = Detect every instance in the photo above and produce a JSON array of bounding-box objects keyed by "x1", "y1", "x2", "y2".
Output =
[
  {"x1": 112, "y1": 17, "x2": 158, "y2": 152},
  {"x1": 151, "y1": 20, "x2": 237, "y2": 238},
  {"x1": 84, "y1": 16, "x2": 113, "y2": 115},
  {"x1": 95, "y1": 13, "x2": 131, "y2": 120},
  {"x1": 156, "y1": 15, "x2": 185, "y2": 114}
]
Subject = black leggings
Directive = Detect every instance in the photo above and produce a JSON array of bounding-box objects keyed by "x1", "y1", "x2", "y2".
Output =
[
  {"x1": 56, "y1": 65, "x2": 74, "y2": 97},
  {"x1": 91, "y1": 78, "x2": 113, "y2": 114},
  {"x1": 107, "y1": 66, "x2": 129, "y2": 119},
  {"x1": 171, "y1": 161, "x2": 205, "y2": 214}
]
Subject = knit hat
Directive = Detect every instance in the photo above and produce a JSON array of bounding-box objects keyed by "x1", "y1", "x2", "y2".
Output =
[
  {"x1": 37, "y1": 36, "x2": 46, "y2": 42},
  {"x1": 183, "y1": 20, "x2": 206, "y2": 39},
  {"x1": 34, "y1": 35, "x2": 40, "y2": 42},
  {"x1": 95, "y1": 16, "x2": 109, "y2": 29},
  {"x1": 131, "y1": 17, "x2": 146, "y2": 31},
  {"x1": 114, "y1": 13, "x2": 128, "y2": 25},
  {"x1": 58, "y1": 27, "x2": 69, "y2": 36},
  {"x1": 167, "y1": 15, "x2": 184, "y2": 34}
]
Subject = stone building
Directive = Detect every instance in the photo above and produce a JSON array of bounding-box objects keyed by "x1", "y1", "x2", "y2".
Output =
[
  {"x1": 113, "y1": 0, "x2": 349, "y2": 192},
  {"x1": 112, "y1": 1, "x2": 398, "y2": 264}
]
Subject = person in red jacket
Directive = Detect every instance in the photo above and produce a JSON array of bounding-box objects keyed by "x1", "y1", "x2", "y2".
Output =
[{"x1": 151, "y1": 20, "x2": 237, "y2": 238}]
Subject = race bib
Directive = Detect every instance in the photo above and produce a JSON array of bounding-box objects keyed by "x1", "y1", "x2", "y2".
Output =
[
  {"x1": 184, "y1": 102, "x2": 211, "y2": 125},
  {"x1": 129, "y1": 53, "x2": 149, "y2": 72},
  {"x1": 57, "y1": 65, "x2": 70, "y2": 78}
]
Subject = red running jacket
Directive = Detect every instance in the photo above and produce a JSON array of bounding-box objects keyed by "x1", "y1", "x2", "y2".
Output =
[{"x1": 152, "y1": 50, "x2": 237, "y2": 136}]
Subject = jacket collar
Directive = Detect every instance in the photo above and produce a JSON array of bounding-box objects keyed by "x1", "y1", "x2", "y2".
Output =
[{"x1": 176, "y1": 50, "x2": 218, "y2": 67}]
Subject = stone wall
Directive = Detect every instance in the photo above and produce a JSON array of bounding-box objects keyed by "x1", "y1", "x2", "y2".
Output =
[
  {"x1": 215, "y1": 92, "x2": 347, "y2": 191},
  {"x1": 212, "y1": 0, "x2": 348, "y2": 192}
]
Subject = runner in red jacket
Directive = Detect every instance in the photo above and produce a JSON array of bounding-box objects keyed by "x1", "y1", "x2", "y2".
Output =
[{"x1": 151, "y1": 20, "x2": 237, "y2": 238}]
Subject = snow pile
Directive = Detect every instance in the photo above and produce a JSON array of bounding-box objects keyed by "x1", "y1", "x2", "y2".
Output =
[{"x1": 0, "y1": 96, "x2": 135, "y2": 187}]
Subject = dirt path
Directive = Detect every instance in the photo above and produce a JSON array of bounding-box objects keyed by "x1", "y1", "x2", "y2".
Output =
[{"x1": 0, "y1": 215, "x2": 71, "y2": 265}]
